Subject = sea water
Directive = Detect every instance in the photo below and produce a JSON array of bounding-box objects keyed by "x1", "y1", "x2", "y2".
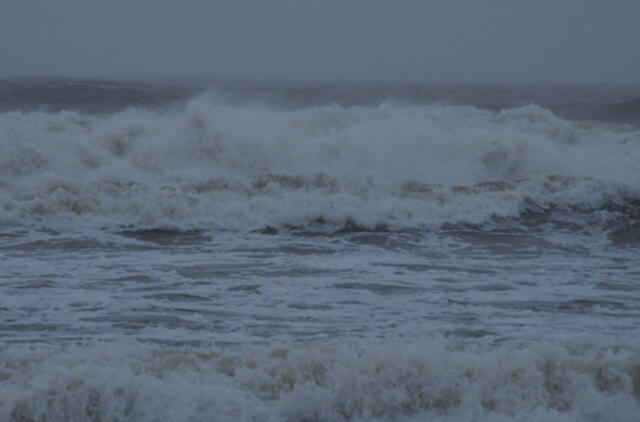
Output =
[{"x1": 1, "y1": 80, "x2": 639, "y2": 421}]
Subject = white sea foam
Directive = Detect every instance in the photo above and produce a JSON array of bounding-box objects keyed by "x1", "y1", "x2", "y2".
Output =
[
  {"x1": 1, "y1": 95, "x2": 639, "y2": 229},
  {"x1": 1, "y1": 339, "x2": 638, "y2": 422}
]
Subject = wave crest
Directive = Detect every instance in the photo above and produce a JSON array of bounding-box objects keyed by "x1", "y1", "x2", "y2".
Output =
[{"x1": 1, "y1": 97, "x2": 639, "y2": 229}]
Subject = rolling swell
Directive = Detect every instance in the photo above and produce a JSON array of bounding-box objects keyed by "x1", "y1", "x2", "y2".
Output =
[
  {"x1": 1, "y1": 95, "x2": 639, "y2": 230},
  {"x1": 0, "y1": 79, "x2": 199, "y2": 114}
]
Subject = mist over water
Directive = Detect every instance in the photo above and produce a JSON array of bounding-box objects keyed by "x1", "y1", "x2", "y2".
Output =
[{"x1": 1, "y1": 80, "x2": 639, "y2": 421}]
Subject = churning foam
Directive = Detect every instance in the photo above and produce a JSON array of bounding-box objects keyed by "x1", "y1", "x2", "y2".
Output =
[
  {"x1": 1, "y1": 95, "x2": 639, "y2": 229},
  {"x1": 1, "y1": 339, "x2": 638, "y2": 422}
]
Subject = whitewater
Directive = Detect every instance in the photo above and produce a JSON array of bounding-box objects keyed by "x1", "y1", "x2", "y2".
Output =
[{"x1": 1, "y1": 80, "x2": 639, "y2": 421}]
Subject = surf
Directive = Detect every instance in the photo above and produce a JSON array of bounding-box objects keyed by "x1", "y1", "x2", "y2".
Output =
[{"x1": 1, "y1": 94, "x2": 639, "y2": 230}]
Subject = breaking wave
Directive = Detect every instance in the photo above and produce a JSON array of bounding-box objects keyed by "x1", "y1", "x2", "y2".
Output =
[
  {"x1": 1, "y1": 339, "x2": 638, "y2": 422},
  {"x1": 1, "y1": 95, "x2": 639, "y2": 230}
]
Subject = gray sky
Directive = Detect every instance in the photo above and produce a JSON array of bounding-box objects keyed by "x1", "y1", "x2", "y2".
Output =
[{"x1": 1, "y1": 0, "x2": 639, "y2": 82}]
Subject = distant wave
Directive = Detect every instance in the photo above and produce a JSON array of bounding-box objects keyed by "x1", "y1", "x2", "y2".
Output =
[
  {"x1": 0, "y1": 79, "x2": 200, "y2": 114},
  {"x1": 1, "y1": 338, "x2": 638, "y2": 422},
  {"x1": 1, "y1": 96, "x2": 639, "y2": 229}
]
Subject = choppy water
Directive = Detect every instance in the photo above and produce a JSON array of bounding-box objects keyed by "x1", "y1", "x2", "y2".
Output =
[{"x1": 1, "y1": 80, "x2": 639, "y2": 421}]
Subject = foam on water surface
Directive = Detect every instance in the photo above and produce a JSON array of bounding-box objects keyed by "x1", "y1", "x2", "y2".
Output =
[{"x1": 1, "y1": 339, "x2": 639, "y2": 422}]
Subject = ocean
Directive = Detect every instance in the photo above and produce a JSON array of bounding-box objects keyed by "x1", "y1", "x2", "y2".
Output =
[{"x1": 1, "y1": 79, "x2": 639, "y2": 421}]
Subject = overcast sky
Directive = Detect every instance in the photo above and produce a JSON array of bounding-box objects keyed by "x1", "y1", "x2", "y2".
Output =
[{"x1": 1, "y1": 0, "x2": 639, "y2": 83}]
